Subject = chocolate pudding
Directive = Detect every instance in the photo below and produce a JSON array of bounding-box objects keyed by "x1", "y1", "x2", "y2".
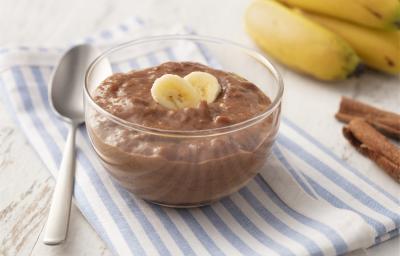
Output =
[{"x1": 87, "y1": 62, "x2": 280, "y2": 207}]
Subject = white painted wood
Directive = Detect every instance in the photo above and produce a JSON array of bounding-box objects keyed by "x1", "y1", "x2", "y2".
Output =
[{"x1": 0, "y1": 0, "x2": 398, "y2": 255}]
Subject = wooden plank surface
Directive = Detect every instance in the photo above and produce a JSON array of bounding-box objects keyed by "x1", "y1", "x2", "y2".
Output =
[{"x1": 0, "y1": 0, "x2": 399, "y2": 255}]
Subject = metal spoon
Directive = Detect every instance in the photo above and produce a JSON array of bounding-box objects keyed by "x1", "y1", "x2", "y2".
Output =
[{"x1": 43, "y1": 44, "x2": 110, "y2": 245}]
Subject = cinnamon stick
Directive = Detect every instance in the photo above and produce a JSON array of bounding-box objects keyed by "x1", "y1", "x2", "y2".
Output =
[
  {"x1": 336, "y1": 97, "x2": 400, "y2": 140},
  {"x1": 343, "y1": 119, "x2": 400, "y2": 183}
]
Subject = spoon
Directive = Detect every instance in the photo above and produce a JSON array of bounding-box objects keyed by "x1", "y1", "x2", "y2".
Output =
[{"x1": 43, "y1": 44, "x2": 110, "y2": 245}]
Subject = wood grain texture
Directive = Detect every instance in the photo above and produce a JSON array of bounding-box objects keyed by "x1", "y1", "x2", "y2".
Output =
[
  {"x1": 0, "y1": 179, "x2": 51, "y2": 255},
  {"x1": 0, "y1": 100, "x2": 48, "y2": 256},
  {"x1": 0, "y1": 0, "x2": 399, "y2": 255}
]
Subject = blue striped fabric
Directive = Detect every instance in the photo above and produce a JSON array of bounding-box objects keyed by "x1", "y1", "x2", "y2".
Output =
[{"x1": 0, "y1": 18, "x2": 398, "y2": 256}]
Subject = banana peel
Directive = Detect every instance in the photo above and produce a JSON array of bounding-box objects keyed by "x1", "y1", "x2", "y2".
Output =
[
  {"x1": 306, "y1": 12, "x2": 400, "y2": 74},
  {"x1": 245, "y1": 0, "x2": 362, "y2": 81},
  {"x1": 278, "y1": 0, "x2": 400, "y2": 30}
]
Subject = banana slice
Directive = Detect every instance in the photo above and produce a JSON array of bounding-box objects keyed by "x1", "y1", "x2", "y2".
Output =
[
  {"x1": 184, "y1": 71, "x2": 221, "y2": 103},
  {"x1": 151, "y1": 74, "x2": 200, "y2": 110}
]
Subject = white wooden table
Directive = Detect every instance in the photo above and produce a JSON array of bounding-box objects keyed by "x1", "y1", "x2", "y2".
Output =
[{"x1": 0, "y1": 0, "x2": 399, "y2": 255}]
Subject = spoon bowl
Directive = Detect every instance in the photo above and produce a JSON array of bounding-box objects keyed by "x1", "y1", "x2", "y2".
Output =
[{"x1": 49, "y1": 45, "x2": 103, "y2": 124}]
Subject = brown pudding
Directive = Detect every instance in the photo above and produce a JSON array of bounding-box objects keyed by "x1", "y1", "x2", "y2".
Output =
[{"x1": 87, "y1": 62, "x2": 280, "y2": 207}]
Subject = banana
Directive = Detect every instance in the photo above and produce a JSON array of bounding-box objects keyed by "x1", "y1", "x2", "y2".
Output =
[
  {"x1": 245, "y1": 0, "x2": 362, "y2": 81},
  {"x1": 184, "y1": 71, "x2": 221, "y2": 103},
  {"x1": 307, "y1": 12, "x2": 400, "y2": 74},
  {"x1": 278, "y1": 0, "x2": 400, "y2": 30},
  {"x1": 151, "y1": 74, "x2": 200, "y2": 110}
]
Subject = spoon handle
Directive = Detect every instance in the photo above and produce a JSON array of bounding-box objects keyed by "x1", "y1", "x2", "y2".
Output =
[{"x1": 43, "y1": 123, "x2": 76, "y2": 245}]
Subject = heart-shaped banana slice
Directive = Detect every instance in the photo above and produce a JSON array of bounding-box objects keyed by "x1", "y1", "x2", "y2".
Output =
[
  {"x1": 184, "y1": 71, "x2": 221, "y2": 103},
  {"x1": 151, "y1": 74, "x2": 201, "y2": 110}
]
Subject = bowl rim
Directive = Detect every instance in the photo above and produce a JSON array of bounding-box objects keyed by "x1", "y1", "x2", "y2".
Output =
[{"x1": 84, "y1": 34, "x2": 284, "y2": 138}]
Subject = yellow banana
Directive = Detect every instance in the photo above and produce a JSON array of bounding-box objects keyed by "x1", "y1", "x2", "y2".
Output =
[
  {"x1": 245, "y1": 0, "x2": 362, "y2": 81},
  {"x1": 307, "y1": 12, "x2": 400, "y2": 74},
  {"x1": 278, "y1": 0, "x2": 400, "y2": 30}
]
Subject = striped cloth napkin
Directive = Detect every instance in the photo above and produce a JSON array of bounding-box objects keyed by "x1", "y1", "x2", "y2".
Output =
[{"x1": 0, "y1": 17, "x2": 399, "y2": 256}]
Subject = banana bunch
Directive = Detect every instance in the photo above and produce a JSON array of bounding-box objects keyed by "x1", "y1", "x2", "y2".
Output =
[
  {"x1": 151, "y1": 72, "x2": 221, "y2": 110},
  {"x1": 245, "y1": 0, "x2": 400, "y2": 80},
  {"x1": 281, "y1": 0, "x2": 400, "y2": 30}
]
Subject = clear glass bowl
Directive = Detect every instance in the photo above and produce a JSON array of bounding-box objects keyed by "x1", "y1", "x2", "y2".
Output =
[{"x1": 84, "y1": 35, "x2": 283, "y2": 207}]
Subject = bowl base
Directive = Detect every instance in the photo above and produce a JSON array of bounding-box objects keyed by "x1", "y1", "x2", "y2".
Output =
[{"x1": 145, "y1": 199, "x2": 217, "y2": 208}]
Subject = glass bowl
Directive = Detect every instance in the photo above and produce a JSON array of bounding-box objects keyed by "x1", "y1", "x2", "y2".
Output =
[{"x1": 84, "y1": 35, "x2": 283, "y2": 207}]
